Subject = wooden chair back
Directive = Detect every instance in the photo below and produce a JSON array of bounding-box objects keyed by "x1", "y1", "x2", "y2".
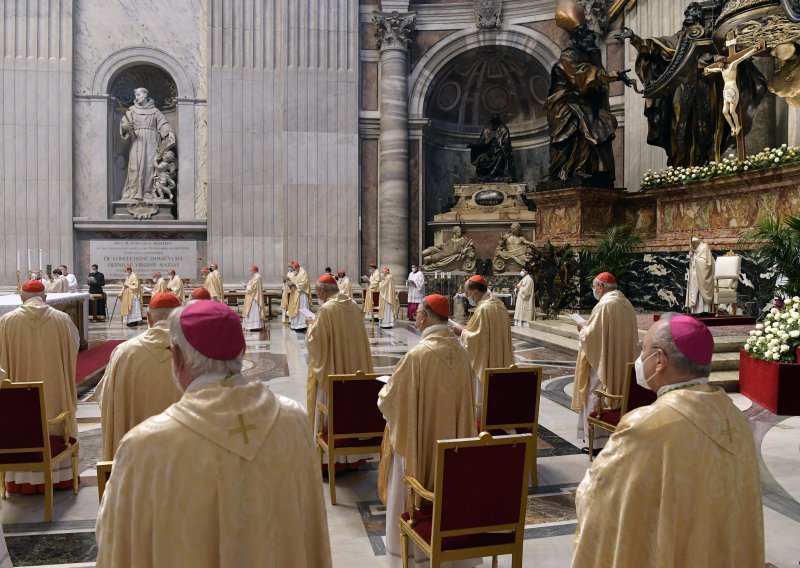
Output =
[
  {"x1": 316, "y1": 371, "x2": 386, "y2": 505},
  {"x1": 0, "y1": 380, "x2": 79, "y2": 522},
  {"x1": 0, "y1": 380, "x2": 49, "y2": 461},
  {"x1": 480, "y1": 365, "x2": 542, "y2": 434},
  {"x1": 400, "y1": 432, "x2": 532, "y2": 566},
  {"x1": 96, "y1": 461, "x2": 113, "y2": 503}
]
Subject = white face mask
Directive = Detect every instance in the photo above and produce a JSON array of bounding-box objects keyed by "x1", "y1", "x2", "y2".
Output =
[
  {"x1": 592, "y1": 286, "x2": 601, "y2": 301},
  {"x1": 634, "y1": 351, "x2": 659, "y2": 390},
  {"x1": 520, "y1": 271, "x2": 525, "y2": 277}
]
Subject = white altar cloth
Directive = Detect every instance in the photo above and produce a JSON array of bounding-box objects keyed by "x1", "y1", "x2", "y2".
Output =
[{"x1": 0, "y1": 292, "x2": 91, "y2": 346}]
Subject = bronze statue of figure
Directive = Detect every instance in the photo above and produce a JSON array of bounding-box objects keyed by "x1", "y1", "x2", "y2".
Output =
[
  {"x1": 468, "y1": 114, "x2": 513, "y2": 181},
  {"x1": 545, "y1": 24, "x2": 626, "y2": 184},
  {"x1": 615, "y1": 2, "x2": 767, "y2": 167}
]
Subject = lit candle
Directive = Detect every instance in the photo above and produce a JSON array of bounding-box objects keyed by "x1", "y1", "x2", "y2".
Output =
[{"x1": 27, "y1": 249, "x2": 31, "y2": 271}]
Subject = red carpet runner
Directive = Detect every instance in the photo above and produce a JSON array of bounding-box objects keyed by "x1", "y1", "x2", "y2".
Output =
[{"x1": 76, "y1": 340, "x2": 124, "y2": 384}]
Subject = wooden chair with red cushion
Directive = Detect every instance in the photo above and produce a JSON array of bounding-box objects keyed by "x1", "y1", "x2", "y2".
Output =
[
  {"x1": 315, "y1": 371, "x2": 386, "y2": 505},
  {"x1": 478, "y1": 365, "x2": 542, "y2": 486},
  {"x1": 399, "y1": 432, "x2": 533, "y2": 568},
  {"x1": 587, "y1": 362, "x2": 657, "y2": 461},
  {"x1": 0, "y1": 380, "x2": 79, "y2": 522}
]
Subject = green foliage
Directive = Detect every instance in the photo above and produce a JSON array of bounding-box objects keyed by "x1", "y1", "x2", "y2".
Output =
[
  {"x1": 586, "y1": 225, "x2": 642, "y2": 290},
  {"x1": 739, "y1": 215, "x2": 800, "y2": 298}
]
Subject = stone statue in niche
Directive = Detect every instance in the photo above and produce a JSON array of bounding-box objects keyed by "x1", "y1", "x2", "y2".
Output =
[
  {"x1": 421, "y1": 226, "x2": 477, "y2": 272},
  {"x1": 468, "y1": 114, "x2": 513, "y2": 182},
  {"x1": 492, "y1": 222, "x2": 534, "y2": 272},
  {"x1": 120, "y1": 87, "x2": 176, "y2": 202},
  {"x1": 546, "y1": 1, "x2": 632, "y2": 186}
]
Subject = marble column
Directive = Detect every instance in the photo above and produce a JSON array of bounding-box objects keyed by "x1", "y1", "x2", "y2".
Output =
[{"x1": 373, "y1": 11, "x2": 415, "y2": 277}]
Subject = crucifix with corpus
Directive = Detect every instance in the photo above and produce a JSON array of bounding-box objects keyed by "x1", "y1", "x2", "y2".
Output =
[{"x1": 703, "y1": 34, "x2": 767, "y2": 160}]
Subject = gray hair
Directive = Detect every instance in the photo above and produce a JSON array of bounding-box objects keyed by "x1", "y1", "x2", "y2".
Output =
[
  {"x1": 316, "y1": 282, "x2": 339, "y2": 294},
  {"x1": 594, "y1": 279, "x2": 617, "y2": 291},
  {"x1": 20, "y1": 291, "x2": 45, "y2": 302},
  {"x1": 167, "y1": 307, "x2": 243, "y2": 377},
  {"x1": 148, "y1": 306, "x2": 178, "y2": 324},
  {"x1": 651, "y1": 312, "x2": 711, "y2": 378},
  {"x1": 419, "y1": 298, "x2": 447, "y2": 323}
]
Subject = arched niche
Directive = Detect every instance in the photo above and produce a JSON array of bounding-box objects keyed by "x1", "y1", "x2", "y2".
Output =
[
  {"x1": 408, "y1": 27, "x2": 558, "y2": 247},
  {"x1": 88, "y1": 47, "x2": 198, "y2": 220},
  {"x1": 108, "y1": 64, "x2": 179, "y2": 205}
]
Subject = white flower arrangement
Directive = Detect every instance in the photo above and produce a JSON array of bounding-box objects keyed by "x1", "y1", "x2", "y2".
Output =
[
  {"x1": 641, "y1": 145, "x2": 800, "y2": 189},
  {"x1": 744, "y1": 296, "x2": 800, "y2": 363}
]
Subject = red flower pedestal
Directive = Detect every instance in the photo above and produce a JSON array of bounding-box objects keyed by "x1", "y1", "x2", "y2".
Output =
[{"x1": 739, "y1": 349, "x2": 800, "y2": 415}]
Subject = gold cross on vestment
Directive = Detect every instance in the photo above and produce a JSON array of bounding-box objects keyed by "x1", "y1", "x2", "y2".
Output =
[
  {"x1": 720, "y1": 418, "x2": 736, "y2": 445},
  {"x1": 228, "y1": 414, "x2": 257, "y2": 444}
]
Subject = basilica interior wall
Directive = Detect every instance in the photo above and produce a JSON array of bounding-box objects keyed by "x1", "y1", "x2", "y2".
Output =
[
  {"x1": 0, "y1": 0, "x2": 75, "y2": 281},
  {"x1": 207, "y1": 0, "x2": 360, "y2": 284}
]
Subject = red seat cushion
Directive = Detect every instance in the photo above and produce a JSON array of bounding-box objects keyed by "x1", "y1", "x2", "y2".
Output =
[
  {"x1": 401, "y1": 510, "x2": 516, "y2": 552},
  {"x1": 589, "y1": 409, "x2": 621, "y2": 426},
  {"x1": 318, "y1": 432, "x2": 382, "y2": 448},
  {"x1": 0, "y1": 436, "x2": 77, "y2": 465}
]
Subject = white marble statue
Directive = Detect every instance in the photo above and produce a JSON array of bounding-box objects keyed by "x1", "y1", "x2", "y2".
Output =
[
  {"x1": 703, "y1": 42, "x2": 763, "y2": 136},
  {"x1": 120, "y1": 87, "x2": 176, "y2": 201}
]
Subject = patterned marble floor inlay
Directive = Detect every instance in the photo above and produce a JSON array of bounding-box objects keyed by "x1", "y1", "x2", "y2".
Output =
[
  {"x1": 356, "y1": 483, "x2": 580, "y2": 557},
  {"x1": 3, "y1": 318, "x2": 800, "y2": 567}
]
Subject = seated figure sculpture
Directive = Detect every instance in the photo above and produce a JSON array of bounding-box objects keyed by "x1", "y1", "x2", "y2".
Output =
[
  {"x1": 468, "y1": 114, "x2": 513, "y2": 181},
  {"x1": 493, "y1": 222, "x2": 534, "y2": 272},
  {"x1": 422, "y1": 226, "x2": 476, "y2": 272}
]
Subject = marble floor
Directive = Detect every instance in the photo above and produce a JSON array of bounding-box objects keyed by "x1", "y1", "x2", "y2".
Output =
[{"x1": 2, "y1": 316, "x2": 800, "y2": 567}]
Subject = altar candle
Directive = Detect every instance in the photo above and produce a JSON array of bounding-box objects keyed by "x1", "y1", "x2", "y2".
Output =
[
  {"x1": 16, "y1": 250, "x2": 19, "y2": 271},
  {"x1": 27, "y1": 249, "x2": 31, "y2": 271},
  {"x1": 39, "y1": 249, "x2": 42, "y2": 270}
]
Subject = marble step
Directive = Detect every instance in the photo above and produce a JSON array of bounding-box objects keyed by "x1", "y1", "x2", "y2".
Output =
[
  {"x1": 708, "y1": 370, "x2": 740, "y2": 393},
  {"x1": 513, "y1": 324, "x2": 742, "y2": 373}
]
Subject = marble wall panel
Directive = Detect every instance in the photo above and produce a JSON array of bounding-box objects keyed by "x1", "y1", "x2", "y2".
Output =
[
  {"x1": 522, "y1": 21, "x2": 568, "y2": 51},
  {"x1": 540, "y1": 205, "x2": 578, "y2": 236},
  {"x1": 557, "y1": 251, "x2": 778, "y2": 314},
  {"x1": 0, "y1": 0, "x2": 74, "y2": 284},
  {"x1": 361, "y1": 61, "x2": 379, "y2": 111},
  {"x1": 361, "y1": 23, "x2": 379, "y2": 51},
  {"x1": 208, "y1": 0, "x2": 360, "y2": 283},
  {"x1": 361, "y1": 139, "x2": 379, "y2": 273},
  {"x1": 409, "y1": 139, "x2": 421, "y2": 264},
  {"x1": 598, "y1": 252, "x2": 777, "y2": 314},
  {"x1": 410, "y1": 30, "x2": 456, "y2": 68}
]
